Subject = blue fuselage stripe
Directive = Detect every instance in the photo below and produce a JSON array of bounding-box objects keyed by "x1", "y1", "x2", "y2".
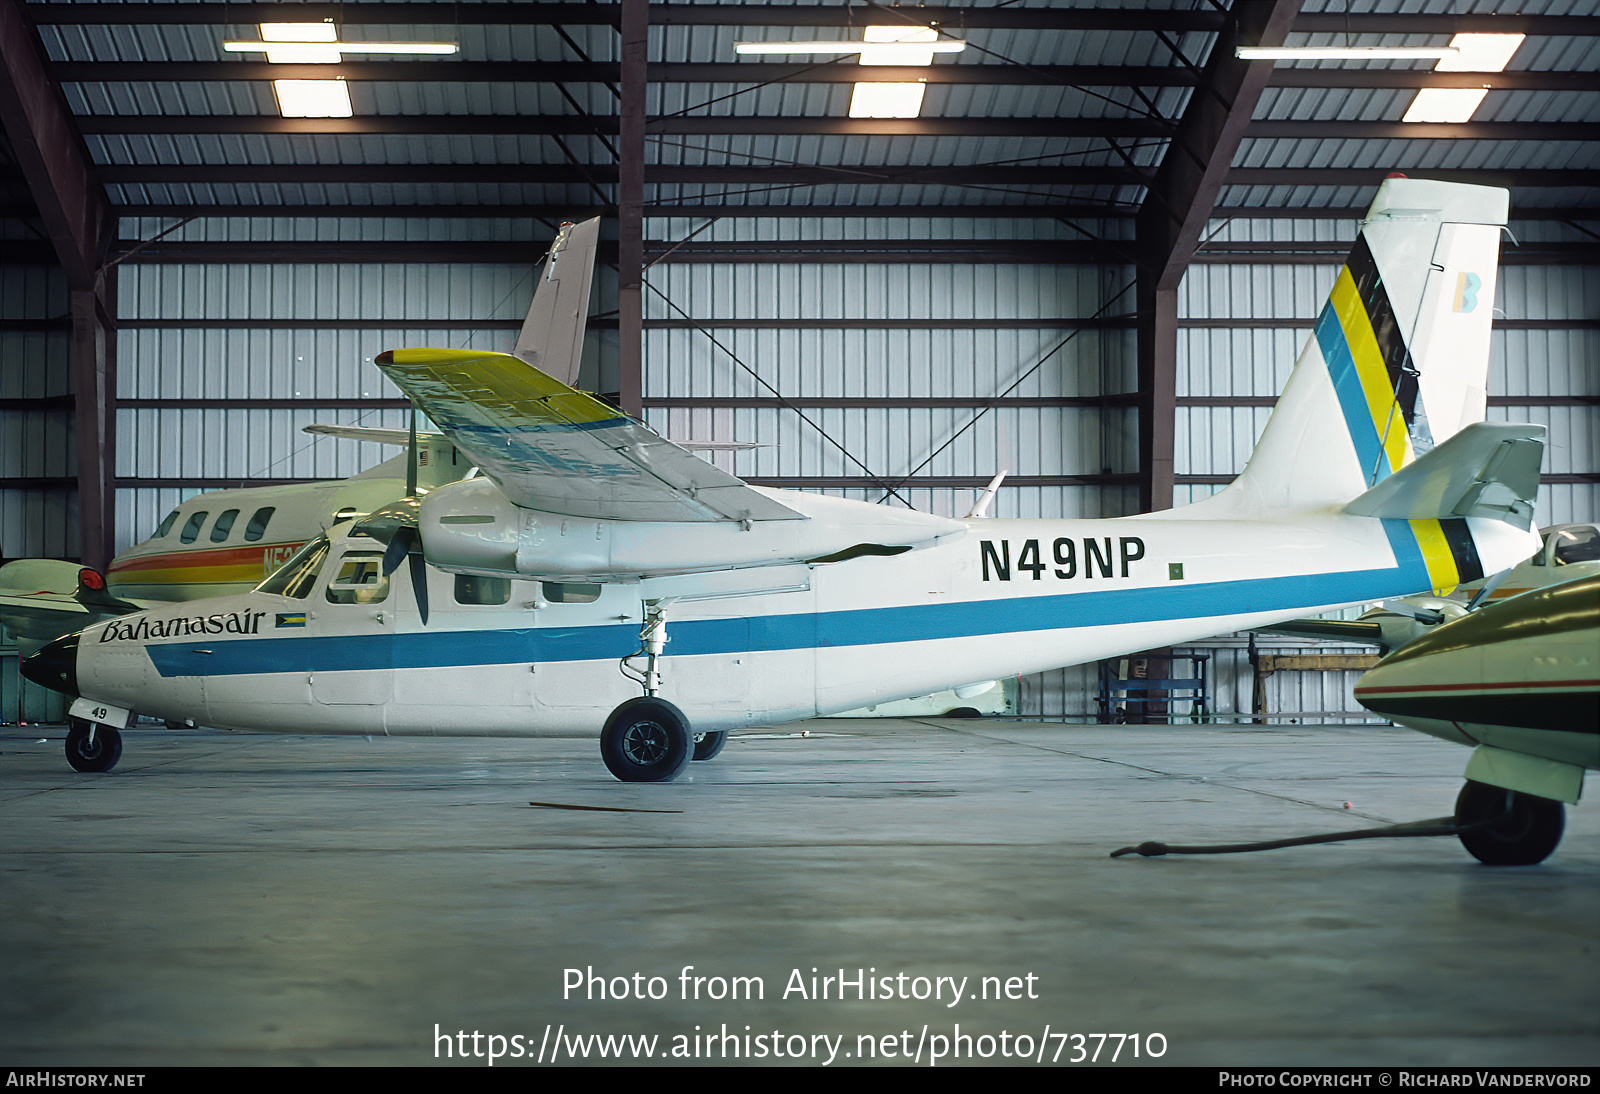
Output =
[
  {"x1": 1314, "y1": 304, "x2": 1391, "y2": 487},
  {"x1": 141, "y1": 538, "x2": 1435, "y2": 679}
]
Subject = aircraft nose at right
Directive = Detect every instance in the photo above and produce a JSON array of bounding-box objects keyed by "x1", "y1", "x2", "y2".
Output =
[{"x1": 22, "y1": 633, "x2": 79, "y2": 698}]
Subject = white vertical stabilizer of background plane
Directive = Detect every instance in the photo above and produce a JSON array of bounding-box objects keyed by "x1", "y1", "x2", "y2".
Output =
[{"x1": 512, "y1": 217, "x2": 601, "y2": 387}]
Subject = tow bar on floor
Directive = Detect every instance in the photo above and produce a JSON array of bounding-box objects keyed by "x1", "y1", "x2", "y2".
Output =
[{"x1": 1109, "y1": 815, "x2": 1482, "y2": 858}]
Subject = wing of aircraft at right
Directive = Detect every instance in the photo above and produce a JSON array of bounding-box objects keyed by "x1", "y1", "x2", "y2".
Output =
[{"x1": 23, "y1": 178, "x2": 1555, "y2": 794}]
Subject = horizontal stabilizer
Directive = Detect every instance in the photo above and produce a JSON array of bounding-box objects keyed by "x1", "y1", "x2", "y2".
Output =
[
  {"x1": 1343, "y1": 422, "x2": 1545, "y2": 529},
  {"x1": 1257, "y1": 619, "x2": 1385, "y2": 645}
]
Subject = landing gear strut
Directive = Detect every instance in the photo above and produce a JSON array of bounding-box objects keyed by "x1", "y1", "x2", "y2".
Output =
[
  {"x1": 65, "y1": 717, "x2": 122, "y2": 773},
  {"x1": 1454, "y1": 780, "x2": 1565, "y2": 866}
]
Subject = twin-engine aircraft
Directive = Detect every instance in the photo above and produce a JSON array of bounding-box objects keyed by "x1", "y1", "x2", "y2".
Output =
[
  {"x1": 1355, "y1": 572, "x2": 1598, "y2": 865},
  {"x1": 25, "y1": 179, "x2": 1547, "y2": 785}
]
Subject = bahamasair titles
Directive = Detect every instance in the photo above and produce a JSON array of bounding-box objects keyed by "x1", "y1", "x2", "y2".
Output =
[{"x1": 25, "y1": 179, "x2": 1548, "y2": 786}]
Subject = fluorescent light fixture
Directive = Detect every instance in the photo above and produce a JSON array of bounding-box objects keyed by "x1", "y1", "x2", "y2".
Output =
[
  {"x1": 736, "y1": 26, "x2": 960, "y2": 120},
  {"x1": 1401, "y1": 33, "x2": 1522, "y2": 124},
  {"x1": 1236, "y1": 46, "x2": 1459, "y2": 61},
  {"x1": 225, "y1": 22, "x2": 459, "y2": 63},
  {"x1": 272, "y1": 79, "x2": 353, "y2": 118},
  {"x1": 849, "y1": 82, "x2": 927, "y2": 118},
  {"x1": 733, "y1": 40, "x2": 964, "y2": 59}
]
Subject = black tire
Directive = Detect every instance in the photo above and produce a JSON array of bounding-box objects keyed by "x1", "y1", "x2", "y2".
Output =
[
  {"x1": 65, "y1": 718, "x2": 122, "y2": 773},
  {"x1": 1455, "y1": 780, "x2": 1565, "y2": 866},
  {"x1": 601, "y1": 698, "x2": 692, "y2": 783},
  {"x1": 692, "y1": 730, "x2": 728, "y2": 761},
  {"x1": 943, "y1": 707, "x2": 983, "y2": 719}
]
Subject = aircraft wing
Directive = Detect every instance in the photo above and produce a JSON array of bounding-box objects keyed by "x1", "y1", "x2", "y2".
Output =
[{"x1": 374, "y1": 347, "x2": 804, "y2": 523}]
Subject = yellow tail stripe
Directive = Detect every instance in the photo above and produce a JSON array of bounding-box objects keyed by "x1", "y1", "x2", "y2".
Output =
[
  {"x1": 1330, "y1": 269, "x2": 1413, "y2": 476},
  {"x1": 1409, "y1": 518, "x2": 1462, "y2": 595}
]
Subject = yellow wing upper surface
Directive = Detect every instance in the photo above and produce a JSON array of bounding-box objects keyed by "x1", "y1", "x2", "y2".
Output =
[{"x1": 376, "y1": 348, "x2": 802, "y2": 523}]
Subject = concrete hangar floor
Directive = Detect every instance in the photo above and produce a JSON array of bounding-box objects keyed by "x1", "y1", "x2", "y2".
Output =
[{"x1": 1, "y1": 717, "x2": 1596, "y2": 1068}]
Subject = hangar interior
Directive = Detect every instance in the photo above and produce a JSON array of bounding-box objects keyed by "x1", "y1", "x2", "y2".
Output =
[
  {"x1": 2, "y1": 1, "x2": 1598, "y2": 1071},
  {"x1": 1, "y1": 0, "x2": 1596, "y2": 725}
]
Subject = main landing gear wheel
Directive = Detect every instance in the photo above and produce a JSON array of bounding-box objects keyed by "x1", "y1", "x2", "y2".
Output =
[
  {"x1": 1455, "y1": 780, "x2": 1565, "y2": 866},
  {"x1": 692, "y1": 730, "x2": 728, "y2": 762},
  {"x1": 65, "y1": 717, "x2": 122, "y2": 773},
  {"x1": 601, "y1": 698, "x2": 692, "y2": 783}
]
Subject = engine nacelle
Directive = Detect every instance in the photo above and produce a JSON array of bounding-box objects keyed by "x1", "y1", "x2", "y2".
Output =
[{"x1": 418, "y1": 477, "x2": 966, "y2": 581}]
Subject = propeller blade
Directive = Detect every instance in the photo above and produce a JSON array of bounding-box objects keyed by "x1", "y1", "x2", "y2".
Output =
[
  {"x1": 406, "y1": 403, "x2": 418, "y2": 497},
  {"x1": 408, "y1": 550, "x2": 430, "y2": 626},
  {"x1": 381, "y1": 527, "x2": 413, "y2": 577}
]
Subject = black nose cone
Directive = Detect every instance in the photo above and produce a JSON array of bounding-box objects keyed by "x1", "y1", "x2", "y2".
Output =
[{"x1": 22, "y1": 633, "x2": 79, "y2": 698}]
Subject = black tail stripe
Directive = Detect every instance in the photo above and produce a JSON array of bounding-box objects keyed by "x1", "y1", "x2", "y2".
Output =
[
  {"x1": 1347, "y1": 237, "x2": 1423, "y2": 432},
  {"x1": 1440, "y1": 517, "x2": 1485, "y2": 584}
]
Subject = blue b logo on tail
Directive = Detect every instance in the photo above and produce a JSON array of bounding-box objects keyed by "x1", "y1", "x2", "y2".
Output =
[{"x1": 1453, "y1": 272, "x2": 1481, "y2": 313}]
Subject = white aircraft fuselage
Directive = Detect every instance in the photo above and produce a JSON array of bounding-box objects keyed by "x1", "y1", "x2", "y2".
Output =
[{"x1": 51, "y1": 494, "x2": 1531, "y2": 740}]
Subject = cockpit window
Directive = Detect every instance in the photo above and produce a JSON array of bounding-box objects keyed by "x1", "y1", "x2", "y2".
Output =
[
  {"x1": 154, "y1": 509, "x2": 179, "y2": 538},
  {"x1": 244, "y1": 507, "x2": 275, "y2": 542},
  {"x1": 326, "y1": 553, "x2": 390, "y2": 605},
  {"x1": 456, "y1": 574, "x2": 511, "y2": 606},
  {"x1": 210, "y1": 509, "x2": 239, "y2": 543},
  {"x1": 178, "y1": 511, "x2": 209, "y2": 544},
  {"x1": 258, "y1": 535, "x2": 331, "y2": 599},
  {"x1": 1552, "y1": 527, "x2": 1600, "y2": 566}
]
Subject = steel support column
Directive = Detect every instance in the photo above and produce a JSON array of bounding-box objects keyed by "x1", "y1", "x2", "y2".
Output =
[
  {"x1": 1135, "y1": 0, "x2": 1297, "y2": 514},
  {"x1": 617, "y1": 0, "x2": 647, "y2": 418},
  {"x1": 70, "y1": 278, "x2": 115, "y2": 571}
]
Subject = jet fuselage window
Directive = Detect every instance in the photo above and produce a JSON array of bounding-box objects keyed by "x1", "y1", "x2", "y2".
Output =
[
  {"x1": 210, "y1": 509, "x2": 239, "y2": 543},
  {"x1": 154, "y1": 510, "x2": 179, "y2": 538},
  {"x1": 178, "y1": 511, "x2": 209, "y2": 544},
  {"x1": 244, "y1": 507, "x2": 275, "y2": 542},
  {"x1": 258, "y1": 536, "x2": 331, "y2": 600},
  {"x1": 455, "y1": 574, "x2": 511, "y2": 606},
  {"x1": 1553, "y1": 527, "x2": 1600, "y2": 566},
  {"x1": 542, "y1": 581, "x2": 602, "y2": 604},
  {"x1": 326, "y1": 554, "x2": 390, "y2": 605}
]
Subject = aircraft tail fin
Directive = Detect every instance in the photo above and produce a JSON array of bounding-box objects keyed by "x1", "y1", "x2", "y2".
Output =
[
  {"x1": 512, "y1": 217, "x2": 601, "y2": 387},
  {"x1": 1195, "y1": 178, "x2": 1511, "y2": 517}
]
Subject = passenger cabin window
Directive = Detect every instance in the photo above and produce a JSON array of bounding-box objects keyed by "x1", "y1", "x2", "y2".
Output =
[
  {"x1": 258, "y1": 536, "x2": 331, "y2": 599},
  {"x1": 154, "y1": 509, "x2": 179, "y2": 538},
  {"x1": 244, "y1": 507, "x2": 275, "y2": 542},
  {"x1": 210, "y1": 509, "x2": 239, "y2": 543},
  {"x1": 326, "y1": 553, "x2": 390, "y2": 605},
  {"x1": 455, "y1": 574, "x2": 511, "y2": 606},
  {"x1": 179, "y1": 511, "x2": 209, "y2": 544},
  {"x1": 1552, "y1": 527, "x2": 1600, "y2": 566},
  {"x1": 542, "y1": 581, "x2": 601, "y2": 604}
]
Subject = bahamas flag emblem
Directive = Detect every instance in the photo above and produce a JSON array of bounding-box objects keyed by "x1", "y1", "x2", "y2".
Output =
[{"x1": 275, "y1": 613, "x2": 307, "y2": 628}]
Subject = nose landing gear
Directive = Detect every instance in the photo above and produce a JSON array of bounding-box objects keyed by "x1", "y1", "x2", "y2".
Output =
[{"x1": 65, "y1": 717, "x2": 123, "y2": 773}]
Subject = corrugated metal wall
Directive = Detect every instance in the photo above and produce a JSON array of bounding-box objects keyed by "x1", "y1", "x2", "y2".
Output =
[
  {"x1": 0, "y1": 263, "x2": 74, "y2": 724},
  {"x1": 0, "y1": 264, "x2": 75, "y2": 560}
]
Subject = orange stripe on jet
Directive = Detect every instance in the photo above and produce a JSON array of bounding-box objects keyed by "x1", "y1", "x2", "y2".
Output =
[{"x1": 109, "y1": 542, "x2": 304, "y2": 576}]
